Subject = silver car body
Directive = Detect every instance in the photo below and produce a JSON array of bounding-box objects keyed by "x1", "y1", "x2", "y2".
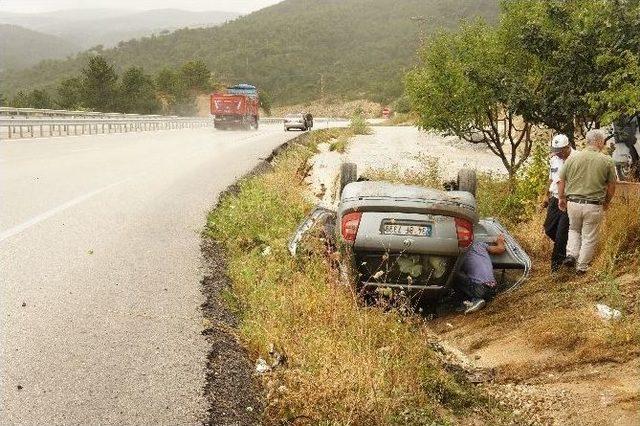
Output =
[
  {"x1": 284, "y1": 113, "x2": 308, "y2": 131},
  {"x1": 338, "y1": 181, "x2": 530, "y2": 295}
]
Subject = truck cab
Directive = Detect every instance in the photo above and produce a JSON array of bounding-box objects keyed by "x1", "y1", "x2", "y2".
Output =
[{"x1": 211, "y1": 84, "x2": 260, "y2": 130}]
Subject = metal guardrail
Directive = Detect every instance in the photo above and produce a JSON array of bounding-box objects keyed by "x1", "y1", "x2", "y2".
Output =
[
  {"x1": 0, "y1": 107, "x2": 350, "y2": 139},
  {"x1": 0, "y1": 116, "x2": 213, "y2": 139},
  {"x1": 0, "y1": 107, "x2": 174, "y2": 119}
]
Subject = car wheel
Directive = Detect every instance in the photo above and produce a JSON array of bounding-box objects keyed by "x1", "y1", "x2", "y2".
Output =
[
  {"x1": 457, "y1": 168, "x2": 477, "y2": 197},
  {"x1": 616, "y1": 163, "x2": 630, "y2": 181},
  {"x1": 340, "y1": 162, "x2": 358, "y2": 196}
]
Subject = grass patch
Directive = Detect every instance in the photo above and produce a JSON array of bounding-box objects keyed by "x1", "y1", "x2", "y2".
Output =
[
  {"x1": 360, "y1": 146, "x2": 640, "y2": 378},
  {"x1": 379, "y1": 112, "x2": 419, "y2": 126},
  {"x1": 349, "y1": 109, "x2": 372, "y2": 135},
  {"x1": 205, "y1": 133, "x2": 502, "y2": 424},
  {"x1": 306, "y1": 127, "x2": 356, "y2": 153}
]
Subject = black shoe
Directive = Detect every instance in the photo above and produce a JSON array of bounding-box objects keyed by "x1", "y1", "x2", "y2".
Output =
[{"x1": 563, "y1": 256, "x2": 576, "y2": 268}]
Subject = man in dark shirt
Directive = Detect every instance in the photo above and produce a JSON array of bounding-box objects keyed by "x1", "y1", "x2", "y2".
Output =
[{"x1": 454, "y1": 234, "x2": 506, "y2": 314}]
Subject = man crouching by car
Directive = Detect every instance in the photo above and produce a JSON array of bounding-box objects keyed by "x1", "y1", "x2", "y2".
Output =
[{"x1": 454, "y1": 234, "x2": 506, "y2": 314}]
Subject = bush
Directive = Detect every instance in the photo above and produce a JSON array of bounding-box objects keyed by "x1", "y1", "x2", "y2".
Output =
[
  {"x1": 349, "y1": 109, "x2": 372, "y2": 135},
  {"x1": 477, "y1": 140, "x2": 549, "y2": 225}
]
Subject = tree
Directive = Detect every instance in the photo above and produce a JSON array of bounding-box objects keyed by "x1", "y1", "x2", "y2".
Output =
[
  {"x1": 586, "y1": 0, "x2": 640, "y2": 124},
  {"x1": 81, "y1": 56, "x2": 118, "y2": 112},
  {"x1": 9, "y1": 91, "x2": 30, "y2": 108},
  {"x1": 259, "y1": 90, "x2": 273, "y2": 116},
  {"x1": 118, "y1": 67, "x2": 160, "y2": 114},
  {"x1": 406, "y1": 22, "x2": 536, "y2": 179},
  {"x1": 27, "y1": 90, "x2": 54, "y2": 109},
  {"x1": 179, "y1": 60, "x2": 212, "y2": 94},
  {"x1": 9, "y1": 89, "x2": 54, "y2": 109},
  {"x1": 57, "y1": 77, "x2": 84, "y2": 110},
  {"x1": 498, "y1": 0, "x2": 608, "y2": 145}
]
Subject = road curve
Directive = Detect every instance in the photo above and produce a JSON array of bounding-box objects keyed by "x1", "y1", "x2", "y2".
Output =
[{"x1": 0, "y1": 124, "x2": 314, "y2": 425}]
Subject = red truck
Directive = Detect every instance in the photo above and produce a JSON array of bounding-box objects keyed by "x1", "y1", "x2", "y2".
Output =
[{"x1": 210, "y1": 84, "x2": 260, "y2": 130}]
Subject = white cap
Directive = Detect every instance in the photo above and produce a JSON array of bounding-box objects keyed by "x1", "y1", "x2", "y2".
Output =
[{"x1": 551, "y1": 134, "x2": 570, "y2": 151}]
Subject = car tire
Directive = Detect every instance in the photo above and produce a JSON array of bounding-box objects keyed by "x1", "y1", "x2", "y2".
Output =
[
  {"x1": 340, "y1": 162, "x2": 358, "y2": 196},
  {"x1": 457, "y1": 168, "x2": 477, "y2": 197}
]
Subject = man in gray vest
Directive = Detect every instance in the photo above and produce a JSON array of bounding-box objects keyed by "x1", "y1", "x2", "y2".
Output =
[{"x1": 557, "y1": 129, "x2": 617, "y2": 273}]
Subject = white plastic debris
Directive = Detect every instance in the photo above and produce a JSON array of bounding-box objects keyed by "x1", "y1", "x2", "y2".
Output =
[
  {"x1": 372, "y1": 270, "x2": 384, "y2": 280},
  {"x1": 595, "y1": 304, "x2": 622, "y2": 321},
  {"x1": 255, "y1": 358, "x2": 271, "y2": 374},
  {"x1": 261, "y1": 246, "x2": 272, "y2": 257}
]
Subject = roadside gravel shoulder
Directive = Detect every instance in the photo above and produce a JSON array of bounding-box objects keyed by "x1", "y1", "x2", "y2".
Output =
[
  {"x1": 200, "y1": 238, "x2": 263, "y2": 425},
  {"x1": 198, "y1": 136, "x2": 305, "y2": 425}
]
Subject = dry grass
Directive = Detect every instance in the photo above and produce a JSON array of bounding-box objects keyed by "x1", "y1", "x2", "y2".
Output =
[
  {"x1": 378, "y1": 113, "x2": 419, "y2": 126},
  {"x1": 363, "y1": 154, "x2": 443, "y2": 188},
  {"x1": 205, "y1": 134, "x2": 500, "y2": 424},
  {"x1": 365, "y1": 157, "x2": 640, "y2": 380},
  {"x1": 469, "y1": 193, "x2": 640, "y2": 378}
]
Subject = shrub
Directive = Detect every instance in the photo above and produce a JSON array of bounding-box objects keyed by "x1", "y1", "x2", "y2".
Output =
[{"x1": 349, "y1": 108, "x2": 372, "y2": 135}]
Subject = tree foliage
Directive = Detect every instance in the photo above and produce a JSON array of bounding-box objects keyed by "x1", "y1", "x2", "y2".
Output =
[
  {"x1": 498, "y1": 0, "x2": 640, "y2": 137},
  {"x1": 0, "y1": 0, "x2": 499, "y2": 106},
  {"x1": 10, "y1": 89, "x2": 54, "y2": 109},
  {"x1": 406, "y1": 22, "x2": 536, "y2": 178},
  {"x1": 81, "y1": 56, "x2": 119, "y2": 111},
  {"x1": 57, "y1": 77, "x2": 83, "y2": 110},
  {"x1": 5, "y1": 56, "x2": 213, "y2": 115},
  {"x1": 118, "y1": 67, "x2": 161, "y2": 114},
  {"x1": 407, "y1": 0, "x2": 640, "y2": 176}
]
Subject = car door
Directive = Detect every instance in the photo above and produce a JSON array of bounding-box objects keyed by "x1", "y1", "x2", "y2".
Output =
[{"x1": 474, "y1": 218, "x2": 531, "y2": 271}]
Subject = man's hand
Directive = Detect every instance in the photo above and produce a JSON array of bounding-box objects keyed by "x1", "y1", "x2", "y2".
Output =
[
  {"x1": 488, "y1": 234, "x2": 507, "y2": 255},
  {"x1": 558, "y1": 197, "x2": 567, "y2": 212}
]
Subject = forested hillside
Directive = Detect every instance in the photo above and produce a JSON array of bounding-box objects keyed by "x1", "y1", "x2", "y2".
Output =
[
  {"x1": 0, "y1": 9, "x2": 239, "y2": 49},
  {"x1": 1, "y1": 0, "x2": 498, "y2": 105},
  {"x1": 0, "y1": 25, "x2": 79, "y2": 71}
]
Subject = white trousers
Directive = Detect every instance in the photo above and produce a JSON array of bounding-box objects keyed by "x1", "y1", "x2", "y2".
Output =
[{"x1": 566, "y1": 202, "x2": 604, "y2": 271}]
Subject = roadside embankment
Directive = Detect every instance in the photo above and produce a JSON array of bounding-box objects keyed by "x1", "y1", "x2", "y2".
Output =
[
  {"x1": 202, "y1": 129, "x2": 511, "y2": 424},
  {"x1": 298, "y1": 126, "x2": 640, "y2": 425},
  {"x1": 202, "y1": 125, "x2": 639, "y2": 425}
]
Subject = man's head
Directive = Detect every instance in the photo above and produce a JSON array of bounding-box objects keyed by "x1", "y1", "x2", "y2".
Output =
[
  {"x1": 585, "y1": 129, "x2": 606, "y2": 151},
  {"x1": 551, "y1": 134, "x2": 571, "y2": 159}
]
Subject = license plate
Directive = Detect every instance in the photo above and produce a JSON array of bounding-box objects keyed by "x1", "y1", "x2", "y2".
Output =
[{"x1": 381, "y1": 223, "x2": 432, "y2": 237}]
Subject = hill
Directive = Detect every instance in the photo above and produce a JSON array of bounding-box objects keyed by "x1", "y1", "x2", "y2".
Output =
[
  {"x1": 0, "y1": 24, "x2": 79, "y2": 71},
  {"x1": 0, "y1": 9, "x2": 240, "y2": 49},
  {"x1": 1, "y1": 0, "x2": 499, "y2": 105}
]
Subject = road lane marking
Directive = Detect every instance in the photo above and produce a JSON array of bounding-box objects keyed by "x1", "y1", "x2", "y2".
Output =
[{"x1": 0, "y1": 178, "x2": 130, "y2": 243}]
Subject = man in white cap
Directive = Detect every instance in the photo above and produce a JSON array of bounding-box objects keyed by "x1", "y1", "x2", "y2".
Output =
[
  {"x1": 558, "y1": 129, "x2": 617, "y2": 273},
  {"x1": 542, "y1": 134, "x2": 573, "y2": 271}
]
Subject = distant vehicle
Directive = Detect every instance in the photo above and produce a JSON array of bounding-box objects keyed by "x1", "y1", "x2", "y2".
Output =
[
  {"x1": 284, "y1": 113, "x2": 313, "y2": 131},
  {"x1": 211, "y1": 84, "x2": 259, "y2": 130}
]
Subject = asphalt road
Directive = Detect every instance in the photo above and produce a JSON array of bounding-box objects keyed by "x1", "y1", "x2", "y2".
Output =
[{"x1": 0, "y1": 124, "x2": 313, "y2": 425}]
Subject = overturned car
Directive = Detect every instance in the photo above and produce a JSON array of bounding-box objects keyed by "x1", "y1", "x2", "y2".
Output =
[{"x1": 290, "y1": 163, "x2": 531, "y2": 304}]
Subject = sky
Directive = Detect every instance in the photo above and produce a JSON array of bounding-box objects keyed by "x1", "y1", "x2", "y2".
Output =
[{"x1": 0, "y1": 0, "x2": 283, "y2": 13}]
